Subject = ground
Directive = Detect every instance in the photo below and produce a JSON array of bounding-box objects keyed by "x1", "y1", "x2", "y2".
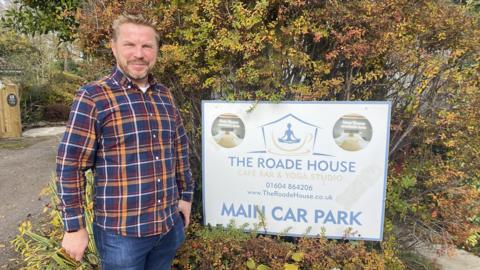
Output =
[{"x1": 0, "y1": 135, "x2": 61, "y2": 269}]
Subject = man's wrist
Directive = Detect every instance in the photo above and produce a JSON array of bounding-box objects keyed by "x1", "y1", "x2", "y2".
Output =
[
  {"x1": 61, "y1": 212, "x2": 86, "y2": 233},
  {"x1": 180, "y1": 191, "x2": 194, "y2": 202}
]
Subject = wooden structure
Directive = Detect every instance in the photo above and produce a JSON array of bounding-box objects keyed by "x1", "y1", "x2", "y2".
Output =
[{"x1": 0, "y1": 58, "x2": 23, "y2": 138}]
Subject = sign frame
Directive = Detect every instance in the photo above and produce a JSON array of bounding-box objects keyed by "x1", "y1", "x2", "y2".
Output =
[{"x1": 202, "y1": 100, "x2": 392, "y2": 241}]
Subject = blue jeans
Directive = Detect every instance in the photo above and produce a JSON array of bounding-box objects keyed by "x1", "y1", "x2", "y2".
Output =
[{"x1": 93, "y1": 215, "x2": 185, "y2": 270}]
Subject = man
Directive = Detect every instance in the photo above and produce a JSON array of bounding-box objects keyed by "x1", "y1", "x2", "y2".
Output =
[{"x1": 56, "y1": 14, "x2": 194, "y2": 270}]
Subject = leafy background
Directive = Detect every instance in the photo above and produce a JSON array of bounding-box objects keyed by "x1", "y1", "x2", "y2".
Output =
[{"x1": 1, "y1": 0, "x2": 479, "y2": 269}]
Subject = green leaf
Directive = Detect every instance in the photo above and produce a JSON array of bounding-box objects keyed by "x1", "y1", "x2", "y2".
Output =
[
  {"x1": 86, "y1": 253, "x2": 99, "y2": 265},
  {"x1": 291, "y1": 252, "x2": 304, "y2": 262},
  {"x1": 246, "y1": 258, "x2": 256, "y2": 269},
  {"x1": 284, "y1": 264, "x2": 299, "y2": 270},
  {"x1": 257, "y1": 264, "x2": 271, "y2": 270}
]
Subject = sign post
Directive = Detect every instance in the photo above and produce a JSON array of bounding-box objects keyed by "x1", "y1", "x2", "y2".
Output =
[
  {"x1": 0, "y1": 80, "x2": 22, "y2": 138},
  {"x1": 202, "y1": 101, "x2": 391, "y2": 241}
]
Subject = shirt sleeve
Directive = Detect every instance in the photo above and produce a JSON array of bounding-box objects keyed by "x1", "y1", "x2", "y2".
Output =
[
  {"x1": 173, "y1": 106, "x2": 194, "y2": 202},
  {"x1": 56, "y1": 88, "x2": 98, "y2": 232}
]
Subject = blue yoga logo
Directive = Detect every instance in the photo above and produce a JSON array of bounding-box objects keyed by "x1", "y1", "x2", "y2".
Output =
[
  {"x1": 255, "y1": 114, "x2": 321, "y2": 156},
  {"x1": 278, "y1": 123, "x2": 301, "y2": 144}
]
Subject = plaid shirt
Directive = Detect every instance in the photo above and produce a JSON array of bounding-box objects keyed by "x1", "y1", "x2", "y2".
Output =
[{"x1": 56, "y1": 67, "x2": 193, "y2": 237}]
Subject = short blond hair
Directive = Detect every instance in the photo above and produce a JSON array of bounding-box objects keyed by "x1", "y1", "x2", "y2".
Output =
[{"x1": 111, "y1": 14, "x2": 160, "y2": 44}]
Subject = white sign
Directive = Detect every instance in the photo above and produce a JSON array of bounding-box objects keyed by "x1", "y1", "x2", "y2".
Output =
[{"x1": 202, "y1": 101, "x2": 391, "y2": 240}]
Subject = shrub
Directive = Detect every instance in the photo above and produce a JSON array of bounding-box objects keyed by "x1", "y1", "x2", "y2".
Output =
[
  {"x1": 43, "y1": 103, "x2": 70, "y2": 121},
  {"x1": 175, "y1": 224, "x2": 404, "y2": 269},
  {"x1": 73, "y1": 2, "x2": 480, "y2": 253},
  {"x1": 11, "y1": 172, "x2": 98, "y2": 270},
  {"x1": 8, "y1": 0, "x2": 480, "y2": 267},
  {"x1": 20, "y1": 71, "x2": 84, "y2": 124}
]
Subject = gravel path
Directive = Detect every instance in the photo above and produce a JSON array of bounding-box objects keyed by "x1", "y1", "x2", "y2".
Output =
[{"x1": 0, "y1": 135, "x2": 61, "y2": 269}]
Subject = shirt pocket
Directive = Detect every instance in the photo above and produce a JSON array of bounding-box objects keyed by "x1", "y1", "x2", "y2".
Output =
[
  {"x1": 153, "y1": 96, "x2": 176, "y2": 143},
  {"x1": 100, "y1": 103, "x2": 138, "y2": 151}
]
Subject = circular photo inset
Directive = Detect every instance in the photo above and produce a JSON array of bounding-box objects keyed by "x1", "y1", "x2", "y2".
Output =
[
  {"x1": 211, "y1": 113, "x2": 245, "y2": 148},
  {"x1": 7, "y1": 94, "x2": 17, "y2": 107},
  {"x1": 333, "y1": 114, "x2": 372, "y2": 151}
]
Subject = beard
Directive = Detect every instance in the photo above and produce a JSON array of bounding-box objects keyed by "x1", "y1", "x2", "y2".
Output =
[{"x1": 118, "y1": 59, "x2": 151, "y2": 82}]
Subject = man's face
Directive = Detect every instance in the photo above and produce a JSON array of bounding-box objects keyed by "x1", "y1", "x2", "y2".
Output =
[{"x1": 111, "y1": 23, "x2": 158, "y2": 85}]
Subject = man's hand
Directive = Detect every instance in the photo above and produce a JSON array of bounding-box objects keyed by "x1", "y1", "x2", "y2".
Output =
[
  {"x1": 61, "y1": 228, "x2": 89, "y2": 261},
  {"x1": 178, "y1": 200, "x2": 192, "y2": 228}
]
